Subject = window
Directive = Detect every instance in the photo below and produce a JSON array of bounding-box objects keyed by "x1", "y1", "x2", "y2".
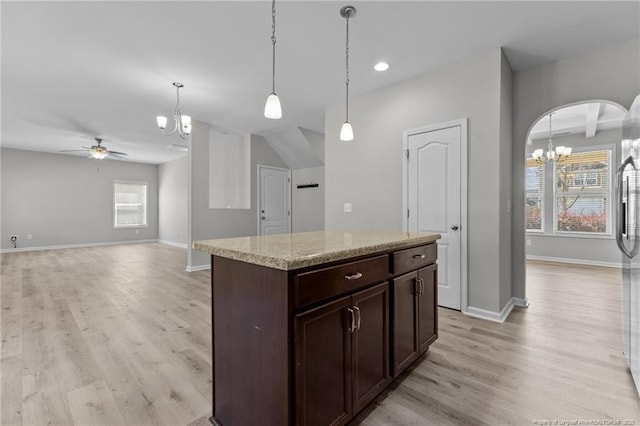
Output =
[
  {"x1": 114, "y1": 181, "x2": 147, "y2": 228},
  {"x1": 554, "y1": 149, "x2": 612, "y2": 234},
  {"x1": 525, "y1": 159, "x2": 544, "y2": 232}
]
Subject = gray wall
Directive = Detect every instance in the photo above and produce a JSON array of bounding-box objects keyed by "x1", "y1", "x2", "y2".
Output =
[
  {"x1": 292, "y1": 167, "x2": 325, "y2": 232},
  {"x1": 158, "y1": 155, "x2": 188, "y2": 247},
  {"x1": 1, "y1": 148, "x2": 158, "y2": 250},
  {"x1": 188, "y1": 121, "x2": 287, "y2": 269},
  {"x1": 513, "y1": 39, "x2": 640, "y2": 299},
  {"x1": 526, "y1": 128, "x2": 621, "y2": 265},
  {"x1": 499, "y1": 51, "x2": 514, "y2": 309},
  {"x1": 325, "y1": 48, "x2": 509, "y2": 313}
]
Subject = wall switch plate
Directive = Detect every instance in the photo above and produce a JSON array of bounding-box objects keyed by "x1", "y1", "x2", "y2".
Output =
[
  {"x1": 526, "y1": 239, "x2": 532, "y2": 246},
  {"x1": 27, "y1": 234, "x2": 33, "y2": 240},
  {"x1": 344, "y1": 203, "x2": 352, "y2": 213}
]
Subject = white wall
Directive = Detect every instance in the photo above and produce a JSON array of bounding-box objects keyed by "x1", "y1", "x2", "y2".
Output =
[
  {"x1": 1, "y1": 148, "x2": 158, "y2": 250},
  {"x1": 325, "y1": 48, "x2": 510, "y2": 314},
  {"x1": 292, "y1": 167, "x2": 325, "y2": 232},
  {"x1": 499, "y1": 50, "x2": 514, "y2": 309},
  {"x1": 158, "y1": 155, "x2": 188, "y2": 248},
  {"x1": 188, "y1": 121, "x2": 287, "y2": 270},
  {"x1": 513, "y1": 39, "x2": 640, "y2": 299}
]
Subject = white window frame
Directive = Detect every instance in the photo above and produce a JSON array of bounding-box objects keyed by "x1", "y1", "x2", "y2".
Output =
[
  {"x1": 113, "y1": 180, "x2": 148, "y2": 229},
  {"x1": 525, "y1": 161, "x2": 545, "y2": 234},
  {"x1": 552, "y1": 144, "x2": 614, "y2": 238}
]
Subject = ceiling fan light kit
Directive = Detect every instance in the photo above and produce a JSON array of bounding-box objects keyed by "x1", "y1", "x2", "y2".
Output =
[
  {"x1": 157, "y1": 82, "x2": 192, "y2": 139},
  {"x1": 60, "y1": 137, "x2": 128, "y2": 160}
]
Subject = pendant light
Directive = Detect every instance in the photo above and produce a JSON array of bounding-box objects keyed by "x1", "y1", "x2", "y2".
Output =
[
  {"x1": 339, "y1": 5, "x2": 356, "y2": 141},
  {"x1": 156, "y1": 82, "x2": 191, "y2": 139},
  {"x1": 264, "y1": 0, "x2": 282, "y2": 119},
  {"x1": 531, "y1": 112, "x2": 572, "y2": 163}
]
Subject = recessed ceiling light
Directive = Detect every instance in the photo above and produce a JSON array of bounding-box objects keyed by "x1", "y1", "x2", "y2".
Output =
[{"x1": 374, "y1": 62, "x2": 389, "y2": 72}]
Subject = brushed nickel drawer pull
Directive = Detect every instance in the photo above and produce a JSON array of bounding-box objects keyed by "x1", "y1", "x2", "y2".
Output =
[
  {"x1": 353, "y1": 306, "x2": 361, "y2": 330},
  {"x1": 347, "y1": 308, "x2": 356, "y2": 333},
  {"x1": 413, "y1": 254, "x2": 426, "y2": 259},
  {"x1": 345, "y1": 272, "x2": 363, "y2": 280}
]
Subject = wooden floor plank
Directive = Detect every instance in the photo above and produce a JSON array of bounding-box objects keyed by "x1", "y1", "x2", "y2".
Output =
[{"x1": 2, "y1": 245, "x2": 639, "y2": 425}]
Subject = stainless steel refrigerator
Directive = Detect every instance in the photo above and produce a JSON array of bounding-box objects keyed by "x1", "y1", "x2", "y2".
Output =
[{"x1": 618, "y1": 94, "x2": 640, "y2": 396}]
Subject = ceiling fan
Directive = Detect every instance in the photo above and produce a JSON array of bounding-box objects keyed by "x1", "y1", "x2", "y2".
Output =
[{"x1": 61, "y1": 137, "x2": 128, "y2": 160}]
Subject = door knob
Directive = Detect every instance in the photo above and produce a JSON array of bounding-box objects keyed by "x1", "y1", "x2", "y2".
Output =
[{"x1": 450, "y1": 224, "x2": 459, "y2": 230}]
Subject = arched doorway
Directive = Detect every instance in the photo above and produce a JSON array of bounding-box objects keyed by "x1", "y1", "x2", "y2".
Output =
[{"x1": 523, "y1": 100, "x2": 628, "y2": 302}]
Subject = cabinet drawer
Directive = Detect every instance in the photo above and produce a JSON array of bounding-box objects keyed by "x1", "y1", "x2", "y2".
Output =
[
  {"x1": 392, "y1": 243, "x2": 436, "y2": 275},
  {"x1": 295, "y1": 255, "x2": 388, "y2": 309}
]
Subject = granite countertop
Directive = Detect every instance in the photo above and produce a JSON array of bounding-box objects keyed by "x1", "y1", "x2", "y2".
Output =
[{"x1": 193, "y1": 229, "x2": 440, "y2": 271}]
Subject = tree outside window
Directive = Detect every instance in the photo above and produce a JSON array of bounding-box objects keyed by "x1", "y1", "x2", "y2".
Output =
[{"x1": 554, "y1": 149, "x2": 611, "y2": 233}]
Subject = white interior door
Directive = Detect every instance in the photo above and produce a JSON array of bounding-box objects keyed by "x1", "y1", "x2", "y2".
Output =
[
  {"x1": 405, "y1": 124, "x2": 464, "y2": 310},
  {"x1": 258, "y1": 165, "x2": 291, "y2": 236}
]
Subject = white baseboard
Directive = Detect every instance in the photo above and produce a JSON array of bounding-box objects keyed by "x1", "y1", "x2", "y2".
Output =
[
  {"x1": 186, "y1": 264, "x2": 210, "y2": 272},
  {"x1": 527, "y1": 254, "x2": 622, "y2": 269},
  {"x1": 0, "y1": 239, "x2": 158, "y2": 254},
  {"x1": 465, "y1": 297, "x2": 520, "y2": 323},
  {"x1": 158, "y1": 240, "x2": 188, "y2": 249}
]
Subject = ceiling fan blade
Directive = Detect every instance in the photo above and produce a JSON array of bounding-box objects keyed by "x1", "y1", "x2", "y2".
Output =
[
  {"x1": 108, "y1": 153, "x2": 128, "y2": 159},
  {"x1": 107, "y1": 150, "x2": 128, "y2": 156}
]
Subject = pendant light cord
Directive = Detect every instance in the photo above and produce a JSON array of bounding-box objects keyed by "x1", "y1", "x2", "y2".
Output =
[
  {"x1": 271, "y1": 0, "x2": 277, "y2": 94},
  {"x1": 345, "y1": 12, "x2": 350, "y2": 122},
  {"x1": 548, "y1": 112, "x2": 553, "y2": 144},
  {"x1": 175, "y1": 84, "x2": 181, "y2": 115}
]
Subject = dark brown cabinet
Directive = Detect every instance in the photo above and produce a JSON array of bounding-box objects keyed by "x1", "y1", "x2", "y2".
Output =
[
  {"x1": 392, "y1": 264, "x2": 438, "y2": 377},
  {"x1": 208, "y1": 241, "x2": 438, "y2": 426},
  {"x1": 295, "y1": 283, "x2": 389, "y2": 426}
]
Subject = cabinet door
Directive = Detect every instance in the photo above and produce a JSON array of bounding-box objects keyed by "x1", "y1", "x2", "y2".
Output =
[
  {"x1": 392, "y1": 272, "x2": 418, "y2": 377},
  {"x1": 352, "y1": 283, "x2": 389, "y2": 413},
  {"x1": 295, "y1": 295, "x2": 352, "y2": 426},
  {"x1": 417, "y1": 264, "x2": 438, "y2": 353}
]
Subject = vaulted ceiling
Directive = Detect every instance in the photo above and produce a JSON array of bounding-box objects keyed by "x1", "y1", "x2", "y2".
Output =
[{"x1": 2, "y1": 1, "x2": 638, "y2": 164}]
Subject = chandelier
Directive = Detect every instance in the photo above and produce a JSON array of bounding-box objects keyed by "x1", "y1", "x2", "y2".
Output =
[
  {"x1": 532, "y1": 112, "x2": 571, "y2": 163},
  {"x1": 156, "y1": 82, "x2": 192, "y2": 139}
]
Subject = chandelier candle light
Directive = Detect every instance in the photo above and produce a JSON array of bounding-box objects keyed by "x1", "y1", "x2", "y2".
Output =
[
  {"x1": 157, "y1": 82, "x2": 192, "y2": 139},
  {"x1": 264, "y1": 0, "x2": 282, "y2": 119},
  {"x1": 339, "y1": 5, "x2": 356, "y2": 141},
  {"x1": 532, "y1": 112, "x2": 572, "y2": 163}
]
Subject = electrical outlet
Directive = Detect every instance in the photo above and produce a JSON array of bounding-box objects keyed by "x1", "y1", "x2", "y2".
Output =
[
  {"x1": 526, "y1": 239, "x2": 532, "y2": 246},
  {"x1": 9, "y1": 235, "x2": 17, "y2": 242},
  {"x1": 27, "y1": 234, "x2": 33, "y2": 240},
  {"x1": 344, "y1": 203, "x2": 352, "y2": 213}
]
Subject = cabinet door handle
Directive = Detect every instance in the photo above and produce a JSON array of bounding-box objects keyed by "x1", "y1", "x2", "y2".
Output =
[
  {"x1": 344, "y1": 272, "x2": 363, "y2": 280},
  {"x1": 417, "y1": 278, "x2": 425, "y2": 295},
  {"x1": 413, "y1": 254, "x2": 426, "y2": 259},
  {"x1": 353, "y1": 306, "x2": 361, "y2": 330},
  {"x1": 347, "y1": 308, "x2": 356, "y2": 333}
]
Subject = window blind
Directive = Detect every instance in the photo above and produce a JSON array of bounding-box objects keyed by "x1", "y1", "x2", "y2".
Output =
[
  {"x1": 554, "y1": 149, "x2": 611, "y2": 234},
  {"x1": 525, "y1": 158, "x2": 544, "y2": 231},
  {"x1": 114, "y1": 183, "x2": 147, "y2": 227}
]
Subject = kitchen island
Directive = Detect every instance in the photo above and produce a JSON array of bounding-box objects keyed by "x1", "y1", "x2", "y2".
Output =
[{"x1": 194, "y1": 229, "x2": 440, "y2": 426}]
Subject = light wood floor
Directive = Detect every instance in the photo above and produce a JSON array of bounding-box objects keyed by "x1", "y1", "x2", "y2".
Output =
[{"x1": 2, "y1": 245, "x2": 639, "y2": 425}]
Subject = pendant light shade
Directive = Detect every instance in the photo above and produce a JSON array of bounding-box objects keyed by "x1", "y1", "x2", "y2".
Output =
[
  {"x1": 340, "y1": 122, "x2": 354, "y2": 141},
  {"x1": 340, "y1": 6, "x2": 356, "y2": 141},
  {"x1": 264, "y1": 93, "x2": 282, "y2": 119},
  {"x1": 264, "y1": 0, "x2": 282, "y2": 119}
]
